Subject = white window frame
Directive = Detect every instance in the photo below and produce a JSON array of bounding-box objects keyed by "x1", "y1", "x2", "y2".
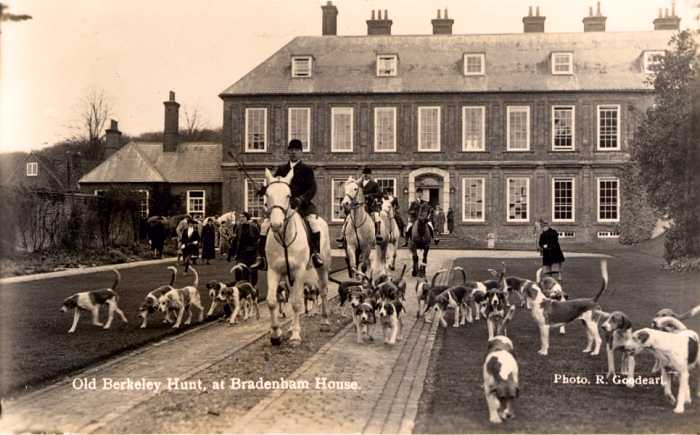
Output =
[
  {"x1": 506, "y1": 177, "x2": 530, "y2": 223},
  {"x1": 463, "y1": 53, "x2": 485, "y2": 76},
  {"x1": 331, "y1": 107, "x2": 354, "y2": 153},
  {"x1": 417, "y1": 106, "x2": 441, "y2": 152},
  {"x1": 25, "y1": 161, "x2": 38, "y2": 176},
  {"x1": 597, "y1": 105, "x2": 621, "y2": 151},
  {"x1": 551, "y1": 52, "x2": 573, "y2": 75},
  {"x1": 291, "y1": 56, "x2": 313, "y2": 78},
  {"x1": 287, "y1": 107, "x2": 311, "y2": 152},
  {"x1": 551, "y1": 177, "x2": 575, "y2": 223},
  {"x1": 551, "y1": 105, "x2": 576, "y2": 151},
  {"x1": 597, "y1": 231, "x2": 620, "y2": 239},
  {"x1": 331, "y1": 178, "x2": 348, "y2": 223},
  {"x1": 245, "y1": 108, "x2": 268, "y2": 152},
  {"x1": 186, "y1": 190, "x2": 206, "y2": 218},
  {"x1": 597, "y1": 177, "x2": 620, "y2": 223},
  {"x1": 374, "y1": 107, "x2": 397, "y2": 152},
  {"x1": 506, "y1": 106, "x2": 531, "y2": 151},
  {"x1": 462, "y1": 106, "x2": 486, "y2": 152},
  {"x1": 135, "y1": 189, "x2": 150, "y2": 218},
  {"x1": 376, "y1": 54, "x2": 398, "y2": 77},
  {"x1": 462, "y1": 177, "x2": 485, "y2": 223},
  {"x1": 375, "y1": 177, "x2": 397, "y2": 197},
  {"x1": 244, "y1": 178, "x2": 266, "y2": 219},
  {"x1": 643, "y1": 50, "x2": 665, "y2": 74}
]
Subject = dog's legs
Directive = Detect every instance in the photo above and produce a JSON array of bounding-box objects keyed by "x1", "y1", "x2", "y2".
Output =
[
  {"x1": 537, "y1": 325, "x2": 549, "y2": 355},
  {"x1": 673, "y1": 370, "x2": 689, "y2": 413},
  {"x1": 605, "y1": 342, "x2": 615, "y2": 378},
  {"x1": 466, "y1": 304, "x2": 474, "y2": 324},
  {"x1": 104, "y1": 301, "x2": 116, "y2": 329},
  {"x1": 459, "y1": 303, "x2": 467, "y2": 326},
  {"x1": 230, "y1": 294, "x2": 241, "y2": 324},
  {"x1": 140, "y1": 312, "x2": 149, "y2": 329},
  {"x1": 390, "y1": 319, "x2": 399, "y2": 344},
  {"x1": 625, "y1": 354, "x2": 636, "y2": 389},
  {"x1": 484, "y1": 389, "x2": 503, "y2": 424},
  {"x1": 173, "y1": 306, "x2": 185, "y2": 328},
  {"x1": 436, "y1": 307, "x2": 448, "y2": 328},
  {"x1": 193, "y1": 296, "x2": 205, "y2": 322},
  {"x1": 473, "y1": 301, "x2": 481, "y2": 321},
  {"x1": 661, "y1": 367, "x2": 675, "y2": 403},
  {"x1": 207, "y1": 299, "x2": 219, "y2": 317},
  {"x1": 184, "y1": 306, "x2": 193, "y2": 325},
  {"x1": 90, "y1": 305, "x2": 103, "y2": 327},
  {"x1": 584, "y1": 316, "x2": 602, "y2": 355},
  {"x1": 453, "y1": 305, "x2": 460, "y2": 328},
  {"x1": 114, "y1": 304, "x2": 128, "y2": 324},
  {"x1": 559, "y1": 325, "x2": 566, "y2": 335},
  {"x1": 397, "y1": 317, "x2": 403, "y2": 341},
  {"x1": 68, "y1": 309, "x2": 81, "y2": 333},
  {"x1": 487, "y1": 320, "x2": 495, "y2": 340}
]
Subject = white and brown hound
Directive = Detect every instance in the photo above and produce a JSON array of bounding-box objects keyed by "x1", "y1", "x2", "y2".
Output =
[
  {"x1": 596, "y1": 310, "x2": 635, "y2": 380},
  {"x1": 354, "y1": 300, "x2": 377, "y2": 344},
  {"x1": 60, "y1": 269, "x2": 128, "y2": 333},
  {"x1": 378, "y1": 299, "x2": 404, "y2": 345},
  {"x1": 159, "y1": 267, "x2": 204, "y2": 328},
  {"x1": 523, "y1": 259, "x2": 609, "y2": 355},
  {"x1": 625, "y1": 327, "x2": 700, "y2": 413},
  {"x1": 138, "y1": 266, "x2": 178, "y2": 328},
  {"x1": 483, "y1": 336, "x2": 519, "y2": 424}
]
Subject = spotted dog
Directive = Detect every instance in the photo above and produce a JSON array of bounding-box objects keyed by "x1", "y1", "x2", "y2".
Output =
[
  {"x1": 483, "y1": 336, "x2": 520, "y2": 424},
  {"x1": 354, "y1": 298, "x2": 377, "y2": 344},
  {"x1": 485, "y1": 290, "x2": 516, "y2": 339},
  {"x1": 375, "y1": 264, "x2": 408, "y2": 302},
  {"x1": 536, "y1": 268, "x2": 569, "y2": 334},
  {"x1": 522, "y1": 259, "x2": 609, "y2": 356},
  {"x1": 595, "y1": 310, "x2": 635, "y2": 380},
  {"x1": 329, "y1": 271, "x2": 371, "y2": 317},
  {"x1": 378, "y1": 299, "x2": 405, "y2": 345},
  {"x1": 625, "y1": 327, "x2": 700, "y2": 413},
  {"x1": 416, "y1": 268, "x2": 449, "y2": 320},
  {"x1": 159, "y1": 267, "x2": 204, "y2": 328},
  {"x1": 60, "y1": 269, "x2": 128, "y2": 333},
  {"x1": 653, "y1": 304, "x2": 700, "y2": 330},
  {"x1": 304, "y1": 282, "x2": 320, "y2": 315},
  {"x1": 138, "y1": 266, "x2": 178, "y2": 328}
]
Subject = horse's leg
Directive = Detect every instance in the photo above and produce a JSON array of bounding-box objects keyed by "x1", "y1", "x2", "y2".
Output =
[
  {"x1": 422, "y1": 246, "x2": 429, "y2": 265},
  {"x1": 411, "y1": 250, "x2": 419, "y2": 277},
  {"x1": 318, "y1": 266, "x2": 331, "y2": 332},
  {"x1": 289, "y1": 275, "x2": 305, "y2": 345},
  {"x1": 266, "y1": 270, "x2": 283, "y2": 345}
]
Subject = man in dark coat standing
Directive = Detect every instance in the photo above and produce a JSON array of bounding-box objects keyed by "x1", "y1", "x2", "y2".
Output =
[
  {"x1": 201, "y1": 218, "x2": 217, "y2": 265},
  {"x1": 538, "y1": 221, "x2": 565, "y2": 281},
  {"x1": 230, "y1": 212, "x2": 261, "y2": 286},
  {"x1": 252, "y1": 139, "x2": 324, "y2": 270}
]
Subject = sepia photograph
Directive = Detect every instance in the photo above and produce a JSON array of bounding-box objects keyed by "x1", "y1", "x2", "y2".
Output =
[{"x1": 1, "y1": 0, "x2": 700, "y2": 433}]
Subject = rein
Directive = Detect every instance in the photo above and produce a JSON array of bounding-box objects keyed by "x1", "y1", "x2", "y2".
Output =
[{"x1": 267, "y1": 180, "x2": 301, "y2": 287}]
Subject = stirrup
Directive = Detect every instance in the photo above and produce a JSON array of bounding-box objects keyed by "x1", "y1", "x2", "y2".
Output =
[{"x1": 311, "y1": 253, "x2": 324, "y2": 268}]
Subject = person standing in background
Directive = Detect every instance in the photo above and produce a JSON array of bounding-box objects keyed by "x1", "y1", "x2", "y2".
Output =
[
  {"x1": 447, "y1": 207, "x2": 454, "y2": 234},
  {"x1": 538, "y1": 221, "x2": 565, "y2": 282},
  {"x1": 201, "y1": 218, "x2": 217, "y2": 265}
]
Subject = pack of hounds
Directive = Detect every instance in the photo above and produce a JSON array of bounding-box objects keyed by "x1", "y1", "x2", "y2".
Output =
[{"x1": 59, "y1": 262, "x2": 322, "y2": 333}]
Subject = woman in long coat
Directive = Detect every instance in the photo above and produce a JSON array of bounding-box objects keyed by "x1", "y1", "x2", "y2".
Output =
[
  {"x1": 201, "y1": 218, "x2": 217, "y2": 264},
  {"x1": 447, "y1": 207, "x2": 454, "y2": 234},
  {"x1": 538, "y1": 221, "x2": 565, "y2": 281}
]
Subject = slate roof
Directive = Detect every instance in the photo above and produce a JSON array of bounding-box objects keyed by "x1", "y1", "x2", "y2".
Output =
[
  {"x1": 221, "y1": 31, "x2": 675, "y2": 96},
  {"x1": 79, "y1": 142, "x2": 222, "y2": 184},
  {"x1": 2, "y1": 151, "x2": 66, "y2": 190}
]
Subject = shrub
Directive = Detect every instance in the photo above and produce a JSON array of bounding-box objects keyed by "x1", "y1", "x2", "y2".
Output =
[{"x1": 619, "y1": 163, "x2": 657, "y2": 245}]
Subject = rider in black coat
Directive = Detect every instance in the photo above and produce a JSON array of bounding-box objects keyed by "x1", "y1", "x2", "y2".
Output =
[
  {"x1": 404, "y1": 188, "x2": 439, "y2": 246},
  {"x1": 336, "y1": 167, "x2": 384, "y2": 248}
]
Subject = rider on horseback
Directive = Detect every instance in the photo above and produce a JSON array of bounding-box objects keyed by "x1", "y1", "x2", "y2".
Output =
[
  {"x1": 381, "y1": 188, "x2": 405, "y2": 242},
  {"x1": 404, "y1": 187, "x2": 440, "y2": 246},
  {"x1": 336, "y1": 167, "x2": 383, "y2": 247},
  {"x1": 252, "y1": 139, "x2": 324, "y2": 270}
]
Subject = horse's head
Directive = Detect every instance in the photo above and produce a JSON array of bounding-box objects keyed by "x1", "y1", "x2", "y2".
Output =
[
  {"x1": 380, "y1": 195, "x2": 394, "y2": 217},
  {"x1": 264, "y1": 168, "x2": 293, "y2": 233},
  {"x1": 341, "y1": 177, "x2": 363, "y2": 213}
]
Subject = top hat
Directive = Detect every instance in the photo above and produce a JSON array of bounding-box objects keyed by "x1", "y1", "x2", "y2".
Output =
[
  {"x1": 241, "y1": 211, "x2": 252, "y2": 220},
  {"x1": 287, "y1": 139, "x2": 303, "y2": 150},
  {"x1": 362, "y1": 167, "x2": 372, "y2": 175}
]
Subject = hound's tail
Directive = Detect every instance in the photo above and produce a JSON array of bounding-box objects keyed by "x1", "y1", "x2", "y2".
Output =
[
  {"x1": 167, "y1": 266, "x2": 177, "y2": 286},
  {"x1": 592, "y1": 259, "x2": 609, "y2": 302},
  {"x1": 431, "y1": 268, "x2": 448, "y2": 288},
  {"x1": 111, "y1": 268, "x2": 121, "y2": 291},
  {"x1": 452, "y1": 266, "x2": 467, "y2": 285},
  {"x1": 190, "y1": 267, "x2": 199, "y2": 288},
  {"x1": 678, "y1": 304, "x2": 700, "y2": 320},
  {"x1": 535, "y1": 267, "x2": 543, "y2": 284}
]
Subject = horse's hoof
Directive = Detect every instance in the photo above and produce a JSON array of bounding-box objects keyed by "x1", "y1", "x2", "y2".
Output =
[{"x1": 270, "y1": 336, "x2": 282, "y2": 346}]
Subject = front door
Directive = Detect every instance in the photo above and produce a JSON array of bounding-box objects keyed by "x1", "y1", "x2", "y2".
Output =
[{"x1": 427, "y1": 188, "x2": 440, "y2": 208}]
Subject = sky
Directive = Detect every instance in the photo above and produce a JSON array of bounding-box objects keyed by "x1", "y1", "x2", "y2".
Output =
[{"x1": 0, "y1": 0, "x2": 697, "y2": 153}]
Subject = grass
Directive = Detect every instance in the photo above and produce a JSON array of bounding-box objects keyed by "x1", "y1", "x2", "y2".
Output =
[{"x1": 415, "y1": 246, "x2": 700, "y2": 433}]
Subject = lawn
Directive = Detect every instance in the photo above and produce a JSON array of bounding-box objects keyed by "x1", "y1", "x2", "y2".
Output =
[
  {"x1": 415, "y1": 247, "x2": 700, "y2": 433},
  {"x1": 0, "y1": 257, "x2": 345, "y2": 398}
]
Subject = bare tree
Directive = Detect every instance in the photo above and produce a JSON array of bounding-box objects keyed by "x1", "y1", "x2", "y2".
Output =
[
  {"x1": 183, "y1": 105, "x2": 209, "y2": 142},
  {"x1": 67, "y1": 89, "x2": 112, "y2": 159}
]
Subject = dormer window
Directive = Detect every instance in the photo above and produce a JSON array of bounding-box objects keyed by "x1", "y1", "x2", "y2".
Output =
[
  {"x1": 291, "y1": 56, "x2": 312, "y2": 78},
  {"x1": 376, "y1": 55, "x2": 398, "y2": 77},
  {"x1": 463, "y1": 53, "x2": 485, "y2": 76},
  {"x1": 26, "y1": 162, "x2": 38, "y2": 176},
  {"x1": 643, "y1": 51, "x2": 665, "y2": 74},
  {"x1": 551, "y1": 52, "x2": 573, "y2": 75}
]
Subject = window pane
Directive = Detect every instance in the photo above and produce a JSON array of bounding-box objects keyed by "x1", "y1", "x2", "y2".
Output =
[
  {"x1": 377, "y1": 56, "x2": 397, "y2": 76},
  {"x1": 465, "y1": 55, "x2": 483, "y2": 74},
  {"x1": 188, "y1": 191, "x2": 205, "y2": 219},
  {"x1": 553, "y1": 178, "x2": 574, "y2": 221},
  {"x1": 332, "y1": 179, "x2": 346, "y2": 221},
  {"x1": 463, "y1": 107, "x2": 484, "y2": 151},
  {"x1": 332, "y1": 108, "x2": 353, "y2": 152},
  {"x1": 463, "y1": 178, "x2": 484, "y2": 221},
  {"x1": 292, "y1": 57, "x2": 311, "y2": 77},
  {"x1": 288, "y1": 108, "x2": 310, "y2": 151},
  {"x1": 508, "y1": 178, "x2": 529, "y2": 221},
  {"x1": 553, "y1": 54, "x2": 572, "y2": 73},
  {"x1": 419, "y1": 107, "x2": 440, "y2": 151},
  {"x1": 598, "y1": 179, "x2": 619, "y2": 221},
  {"x1": 246, "y1": 109, "x2": 266, "y2": 151},
  {"x1": 376, "y1": 178, "x2": 396, "y2": 196},
  {"x1": 375, "y1": 108, "x2": 395, "y2": 151},
  {"x1": 553, "y1": 107, "x2": 574, "y2": 149},
  {"x1": 246, "y1": 179, "x2": 265, "y2": 219},
  {"x1": 598, "y1": 106, "x2": 619, "y2": 149},
  {"x1": 508, "y1": 107, "x2": 529, "y2": 150}
]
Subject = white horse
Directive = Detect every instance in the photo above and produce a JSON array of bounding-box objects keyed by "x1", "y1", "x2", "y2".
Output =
[
  {"x1": 263, "y1": 168, "x2": 331, "y2": 346},
  {"x1": 340, "y1": 177, "x2": 376, "y2": 278},
  {"x1": 378, "y1": 195, "x2": 400, "y2": 272}
]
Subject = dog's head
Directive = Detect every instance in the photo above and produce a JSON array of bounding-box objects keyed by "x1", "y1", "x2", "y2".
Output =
[
  {"x1": 378, "y1": 300, "x2": 403, "y2": 320},
  {"x1": 521, "y1": 282, "x2": 543, "y2": 309},
  {"x1": 486, "y1": 290, "x2": 507, "y2": 314},
  {"x1": 433, "y1": 290, "x2": 452, "y2": 312},
  {"x1": 60, "y1": 294, "x2": 79, "y2": 312},
  {"x1": 651, "y1": 315, "x2": 687, "y2": 333},
  {"x1": 601, "y1": 311, "x2": 632, "y2": 333},
  {"x1": 348, "y1": 286, "x2": 365, "y2": 308},
  {"x1": 485, "y1": 352, "x2": 519, "y2": 421},
  {"x1": 625, "y1": 328, "x2": 656, "y2": 355},
  {"x1": 355, "y1": 302, "x2": 375, "y2": 324},
  {"x1": 206, "y1": 280, "x2": 224, "y2": 300},
  {"x1": 138, "y1": 294, "x2": 161, "y2": 317},
  {"x1": 217, "y1": 286, "x2": 236, "y2": 302},
  {"x1": 487, "y1": 335, "x2": 514, "y2": 354},
  {"x1": 654, "y1": 308, "x2": 679, "y2": 319}
]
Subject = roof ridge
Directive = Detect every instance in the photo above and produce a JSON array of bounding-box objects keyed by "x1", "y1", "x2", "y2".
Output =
[{"x1": 131, "y1": 143, "x2": 168, "y2": 181}]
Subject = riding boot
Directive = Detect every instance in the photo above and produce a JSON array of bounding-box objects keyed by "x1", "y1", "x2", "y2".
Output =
[
  {"x1": 430, "y1": 226, "x2": 440, "y2": 245},
  {"x1": 250, "y1": 237, "x2": 267, "y2": 271},
  {"x1": 375, "y1": 221, "x2": 384, "y2": 243},
  {"x1": 310, "y1": 231, "x2": 324, "y2": 268},
  {"x1": 403, "y1": 226, "x2": 411, "y2": 247}
]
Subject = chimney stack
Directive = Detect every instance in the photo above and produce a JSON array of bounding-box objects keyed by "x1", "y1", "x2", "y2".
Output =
[
  {"x1": 366, "y1": 9, "x2": 392, "y2": 35},
  {"x1": 653, "y1": 1, "x2": 680, "y2": 30},
  {"x1": 321, "y1": 1, "x2": 338, "y2": 36},
  {"x1": 163, "y1": 91, "x2": 180, "y2": 153},
  {"x1": 104, "y1": 119, "x2": 122, "y2": 158},
  {"x1": 431, "y1": 8, "x2": 454, "y2": 35},
  {"x1": 583, "y1": 2, "x2": 607, "y2": 32},
  {"x1": 523, "y1": 5, "x2": 546, "y2": 33}
]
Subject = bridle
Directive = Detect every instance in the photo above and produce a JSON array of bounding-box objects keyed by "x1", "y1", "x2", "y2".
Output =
[{"x1": 265, "y1": 178, "x2": 300, "y2": 286}]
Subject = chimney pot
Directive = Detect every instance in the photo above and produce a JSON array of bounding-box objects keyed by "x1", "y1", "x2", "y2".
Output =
[
  {"x1": 654, "y1": 5, "x2": 681, "y2": 30},
  {"x1": 105, "y1": 119, "x2": 122, "y2": 158},
  {"x1": 528, "y1": 6, "x2": 533, "y2": 16},
  {"x1": 589, "y1": 6, "x2": 593, "y2": 16},
  {"x1": 536, "y1": 6, "x2": 540, "y2": 16},
  {"x1": 583, "y1": 2, "x2": 606, "y2": 31},
  {"x1": 169, "y1": 91, "x2": 175, "y2": 102},
  {"x1": 437, "y1": 9, "x2": 441, "y2": 19},
  {"x1": 672, "y1": 0, "x2": 676, "y2": 16},
  {"x1": 431, "y1": 6, "x2": 454, "y2": 34},
  {"x1": 523, "y1": 6, "x2": 545, "y2": 32},
  {"x1": 384, "y1": 9, "x2": 388, "y2": 19},
  {"x1": 367, "y1": 7, "x2": 392, "y2": 35},
  {"x1": 445, "y1": 8, "x2": 449, "y2": 18},
  {"x1": 596, "y1": 1, "x2": 601, "y2": 16},
  {"x1": 163, "y1": 91, "x2": 180, "y2": 152},
  {"x1": 321, "y1": 0, "x2": 338, "y2": 36}
]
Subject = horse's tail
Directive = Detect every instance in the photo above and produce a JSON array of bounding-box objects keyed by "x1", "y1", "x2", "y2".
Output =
[
  {"x1": 431, "y1": 268, "x2": 447, "y2": 288},
  {"x1": 592, "y1": 260, "x2": 608, "y2": 303},
  {"x1": 452, "y1": 266, "x2": 467, "y2": 285},
  {"x1": 167, "y1": 266, "x2": 177, "y2": 286}
]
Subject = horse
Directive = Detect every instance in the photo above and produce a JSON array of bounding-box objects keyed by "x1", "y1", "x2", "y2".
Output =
[
  {"x1": 263, "y1": 168, "x2": 332, "y2": 346},
  {"x1": 409, "y1": 201, "x2": 433, "y2": 277},
  {"x1": 378, "y1": 195, "x2": 400, "y2": 272},
  {"x1": 340, "y1": 177, "x2": 376, "y2": 278}
]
